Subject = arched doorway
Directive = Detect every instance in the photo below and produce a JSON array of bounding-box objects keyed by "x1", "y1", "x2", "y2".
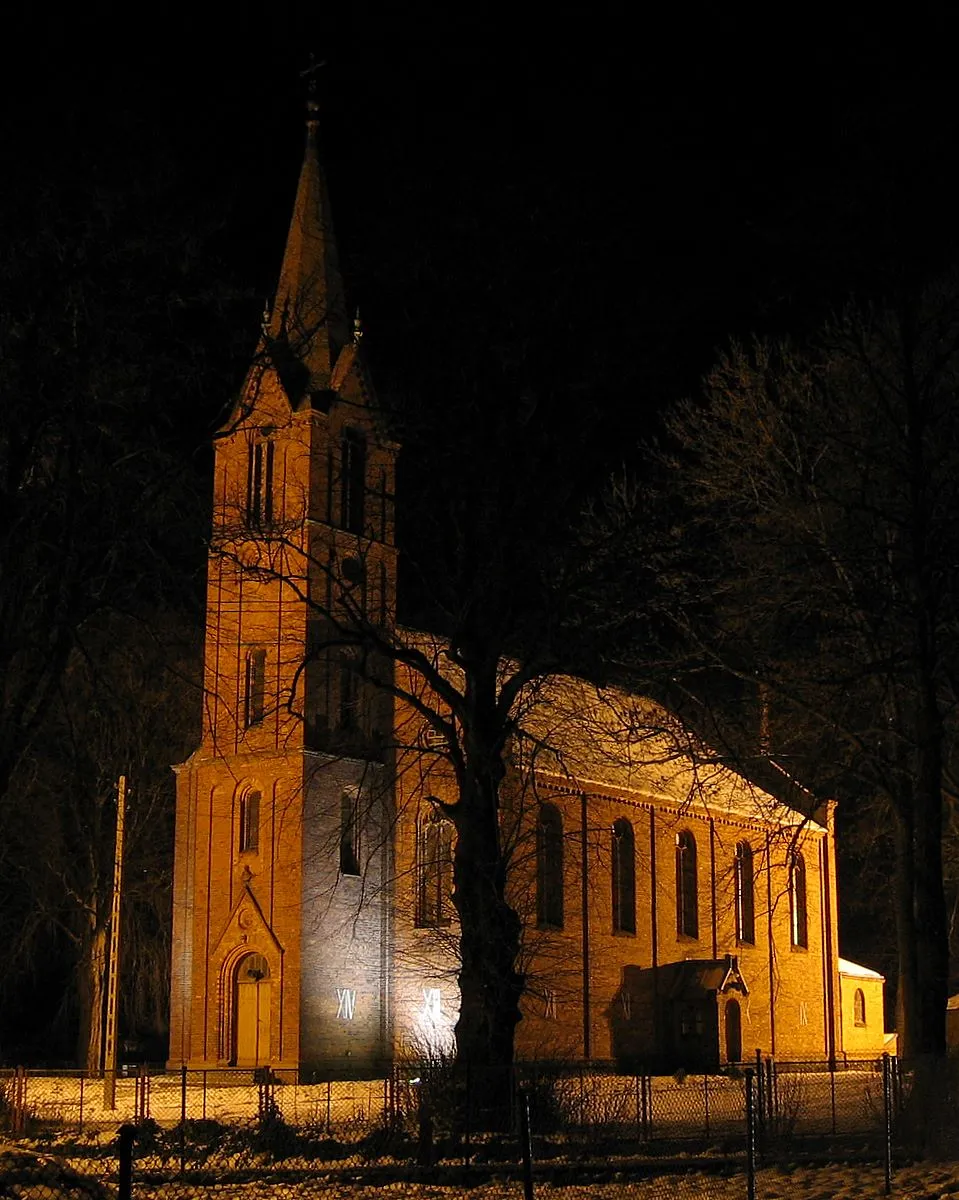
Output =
[
  {"x1": 234, "y1": 953, "x2": 271, "y2": 1066},
  {"x1": 725, "y1": 997, "x2": 743, "y2": 1063}
]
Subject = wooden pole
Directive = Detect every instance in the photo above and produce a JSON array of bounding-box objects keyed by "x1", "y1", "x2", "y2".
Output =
[{"x1": 103, "y1": 774, "x2": 127, "y2": 1109}]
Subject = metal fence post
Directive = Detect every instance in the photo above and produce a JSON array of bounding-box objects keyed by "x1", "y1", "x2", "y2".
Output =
[
  {"x1": 766, "y1": 1056, "x2": 776, "y2": 1137},
  {"x1": 634, "y1": 1074, "x2": 641, "y2": 1139},
  {"x1": 893, "y1": 1055, "x2": 902, "y2": 1117},
  {"x1": 744, "y1": 1068, "x2": 756, "y2": 1200},
  {"x1": 117, "y1": 1123, "x2": 136, "y2": 1200},
  {"x1": 519, "y1": 1088, "x2": 535, "y2": 1200},
  {"x1": 12, "y1": 1066, "x2": 27, "y2": 1135},
  {"x1": 644, "y1": 1073, "x2": 652, "y2": 1141},
  {"x1": 703, "y1": 1073, "x2": 710, "y2": 1138},
  {"x1": 416, "y1": 1079, "x2": 434, "y2": 1167},
  {"x1": 135, "y1": 1064, "x2": 150, "y2": 1123},
  {"x1": 830, "y1": 1059, "x2": 837, "y2": 1135},
  {"x1": 882, "y1": 1053, "x2": 893, "y2": 1196}
]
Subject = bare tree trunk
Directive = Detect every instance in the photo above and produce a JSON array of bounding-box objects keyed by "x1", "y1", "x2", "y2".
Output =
[
  {"x1": 77, "y1": 920, "x2": 108, "y2": 1074},
  {"x1": 893, "y1": 805, "x2": 921, "y2": 1058},
  {"x1": 452, "y1": 782, "x2": 524, "y2": 1045},
  {"x1": 450, "y1": 663, "x2": 525, "y2": 1115},
  {"x1": 913, "y1": 718, "x2": 948, "y2": 1058},
  {"x1": 901, "y1": 331, "x2": 949, "y2": 1061}
]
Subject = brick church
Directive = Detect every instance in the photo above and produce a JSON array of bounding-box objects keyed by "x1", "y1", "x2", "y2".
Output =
[{"x1": 168, "y1": 103, "x2": 890, "y2": 1076}]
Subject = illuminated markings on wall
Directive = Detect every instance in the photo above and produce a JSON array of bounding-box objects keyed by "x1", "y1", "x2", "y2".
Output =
[
  {"x1": 336, "y1": 988, "x2": 357, "y2": 1020},
  {"x1": 620, "y1": 991, "x2": 632, "y2": 1020},
  {"x1": 422, "y1": 988, "x2": 442, "y2": 1022},
  {"x1": 799, "y1": 1002, "x2": 809, "y2": 1026},
  {"x1": 544, "y1": 990, "x2": 557, "y2": 1020}
]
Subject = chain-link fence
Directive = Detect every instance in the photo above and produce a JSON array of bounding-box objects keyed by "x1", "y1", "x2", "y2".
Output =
[{"x1": 0, "y1": 1057, "x2": 903, "y2": 1198}]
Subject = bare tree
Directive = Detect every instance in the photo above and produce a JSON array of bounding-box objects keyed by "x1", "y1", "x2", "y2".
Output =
[
  {"x1": 213, "y1": 353, "x2": 647, "y2": 1094},
  {"x1": 0, "y1": 612, "x2": 199, "y2": 1069},
  {"x1": 640, "y1": 279, "x2": 959, "y2": 1059},
  {"x1": 0, "y1": 142, "x2": 247, "y2": 816}
]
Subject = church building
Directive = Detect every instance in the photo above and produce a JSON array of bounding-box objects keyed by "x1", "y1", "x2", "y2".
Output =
[{"x1": 167, "y1": 102, "x2": 890, "y2": 1077}]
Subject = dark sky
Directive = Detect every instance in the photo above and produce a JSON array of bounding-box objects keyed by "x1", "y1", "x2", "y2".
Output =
[
  {"x1": 7, "y1": 14, "x2": 959, "y2": 449},
  {"x1": 4, "y1": 11, "x2": 954, "y2": 996}
]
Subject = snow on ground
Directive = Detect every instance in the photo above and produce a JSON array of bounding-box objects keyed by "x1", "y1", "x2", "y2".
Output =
[
  {"x1": 6, "y1": 1141, "x2": 959, "y2": 1198},
  {"x1": 104, "y1": 1163, "x2": 959, "y2": 1198}
]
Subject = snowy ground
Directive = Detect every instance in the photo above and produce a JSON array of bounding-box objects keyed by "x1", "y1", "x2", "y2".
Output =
[
  {"x1": 5, "y1": 1150, "x2": 959, "y2": 1199},
  {"x1": 125, "y1": 1164, "x2": 959, "y2": 1198}
]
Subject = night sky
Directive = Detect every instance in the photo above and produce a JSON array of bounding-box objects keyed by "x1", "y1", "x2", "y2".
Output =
[
  {"x1": 10, "y1": 15, "x2": 958, "y2": 455},
  {"x1": 4, "y1": 11, "x2": 958, "y2": 1044}
]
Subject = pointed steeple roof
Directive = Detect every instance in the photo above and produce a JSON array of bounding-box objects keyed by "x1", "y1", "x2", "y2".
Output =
[{"x1": 266, "y1": 94, "x2": 350, "y2": 395}]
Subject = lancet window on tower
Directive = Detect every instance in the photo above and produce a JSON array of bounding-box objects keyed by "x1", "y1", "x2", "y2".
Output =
[
  {"x1": 244, "y1": 649, "x2": 267, "y2": 728},
  {"x1": 378, "y1": 561, "x2": 389, "y2": 628},
  {"x1": 238, "y1": 789, "x2": 261, "y2": 853},
  {"x1": 339, "y1": 790, "x2": 361, "y2": 877},
  {"x1": 340, "y1": 428, "x2": 366, "y2": 535},
  {"x1": 246, "y1": 439, "x2": 275, "y2": 529},
  {"x1": 338, "y1": 650, "x2": 360, "y2": 732}
]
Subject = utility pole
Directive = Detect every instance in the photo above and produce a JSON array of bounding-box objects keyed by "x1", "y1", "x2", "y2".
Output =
[{"x1": 103, "y1": 774, "x2": 127, "y2": 1109}]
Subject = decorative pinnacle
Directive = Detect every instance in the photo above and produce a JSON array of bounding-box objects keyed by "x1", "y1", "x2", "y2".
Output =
[{"x1": 353, "y1": 308, "x2": 363, "y2": 344}]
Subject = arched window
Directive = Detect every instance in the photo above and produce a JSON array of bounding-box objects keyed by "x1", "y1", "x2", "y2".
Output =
[
  {"x1": 238, "y1": 789, "x2": 260, "y2": 853},
  {"x1": 246, "y1": 439, "x2": 275, "y2": 529},
  {"x1": 244, "y1": 648, "x2": 266, "y2": 728},
  {"x1": 379, "y1": 560, "x2": 389, "y2": 628},
  {"x1": 676, "y1": 830, "x2": 699, "y2": 939},
  {"x1": 339, "y1": 791, "x2": 361, "y2": 876},
  {"x1": 338, "y1": 650, "x2": 359, "y2": 732},
  {"x1": 536, "y1": 804, "x2": 564, "y2": 929},
  {"x1": 416, "y1": 807, "x2": 453, "y2": 928},
  {"x1": 854, "y1": 987, "x2": 866, "y2": 1027},
  {"x1": 734, "y1": 841, "x2": 755, "y2": 944},
  {"x1": 612, "y1": 818, "x2": 636, "y2": 934},
  {"x1": 790, "y1": 851, "x2": 808, "y2": 948},
  {"x1": 340, "y1": 428, "x2": 367, "y2": 534}
]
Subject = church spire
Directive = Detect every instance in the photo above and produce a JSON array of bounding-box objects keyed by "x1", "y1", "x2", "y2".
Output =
[{"x1": 266, "y1": 85, "x2": 350, "y2": 395}]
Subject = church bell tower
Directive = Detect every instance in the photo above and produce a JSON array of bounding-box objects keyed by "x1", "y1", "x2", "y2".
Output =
[{"x1": 169, "y1": 93, "x2": 398, "y2": 1074}]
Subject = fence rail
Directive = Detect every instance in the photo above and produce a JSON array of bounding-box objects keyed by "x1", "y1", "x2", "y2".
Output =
[{"x1": 1, "y1": 1057, "x2": 893, "y2": 1139}]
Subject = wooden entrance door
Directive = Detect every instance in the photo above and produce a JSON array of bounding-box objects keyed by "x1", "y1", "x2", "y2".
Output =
[{"x1": 234, "y1": 954, "x2": 271, "y2": 1066}]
